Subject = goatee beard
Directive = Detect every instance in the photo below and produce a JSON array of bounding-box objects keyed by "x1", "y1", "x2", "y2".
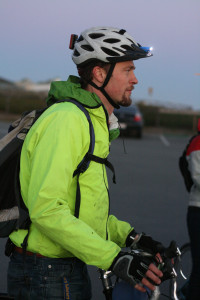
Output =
[{"x1": 119, "y1": 96, "x2": 132, "y2": 107}]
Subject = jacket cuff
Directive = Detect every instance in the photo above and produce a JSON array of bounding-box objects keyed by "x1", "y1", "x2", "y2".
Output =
[{"x1": 126, "y1": 229, "x2": 138, "y2": 247}]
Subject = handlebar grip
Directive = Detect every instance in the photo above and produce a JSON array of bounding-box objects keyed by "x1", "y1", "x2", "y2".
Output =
[{"x1": 164, "y1": 241, "x2": 179, "y2": 259}]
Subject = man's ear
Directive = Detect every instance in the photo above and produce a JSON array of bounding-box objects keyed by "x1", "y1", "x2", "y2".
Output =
[{"x1": 92, "y1": 66, "x2": 107, "y2": 85}]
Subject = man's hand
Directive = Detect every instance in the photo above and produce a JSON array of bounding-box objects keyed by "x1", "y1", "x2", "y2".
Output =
[
  {"x1": 110, "y1": 251, "x2": 163, "y2": 292},
  {"x1": 135, "y1": 262, "x2": 163, "y2": 292}
]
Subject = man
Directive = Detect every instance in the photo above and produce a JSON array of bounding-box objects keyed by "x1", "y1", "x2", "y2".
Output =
[
  {"x1": 7, "y1": 27, "x2": 163, "y2": 300},
  {"x1": 179, "y1": 119, "x2": 200, "y2": 300}
]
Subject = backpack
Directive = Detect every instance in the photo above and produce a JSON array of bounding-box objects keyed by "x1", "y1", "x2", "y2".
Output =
[
  {"x1": 0, "y1": 99, "x2": 115, "y2": 244},
  {"x1": 179, "y1": 134, "x2": 198, "y2": 192}
]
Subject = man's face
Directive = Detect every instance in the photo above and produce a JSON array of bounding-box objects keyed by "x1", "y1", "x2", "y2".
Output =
[{"x1": 105, "y1": 61, "x2": 138, "y2": 107}]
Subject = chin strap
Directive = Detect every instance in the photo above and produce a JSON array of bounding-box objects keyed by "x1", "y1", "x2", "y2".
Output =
[{"x1": 89, "y1": 63, "x2": 120, "y2": 109}]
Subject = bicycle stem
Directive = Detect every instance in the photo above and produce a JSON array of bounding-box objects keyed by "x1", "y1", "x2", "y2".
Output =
[{"x1": 98, "y1": 269, "x2": 113, "y2": 300}]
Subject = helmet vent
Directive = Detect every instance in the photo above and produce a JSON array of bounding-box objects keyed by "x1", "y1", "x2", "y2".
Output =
[
  {"x1": 103, "y1": 38, "x2": 120, "y2": 44},
  {"x1": 121, "y1": 45, "x2": 134, "y2": 51},
  {"x1": 118, "y1": 29, "x2": 126, "y2": 35},
  {"x1": 73, "y1": 49, "x2": 80, "y2": 57},
  {"x1": 113, "y1": 29, "x2": 126, "y2": 35},
  {"x1": 112, "y1": 47, "x2": 126, "y2": 54},
  {"x1": 101, "y1": 47, "x2": 120, "y2": 57},
  {"x1": 89, "y1": 33, "x2": 105, "y2": 39},
  {"x1": 127, "y1": 38, "x2": 134, "y2": 44},
  {"x1": 81, "y1": 45, "x2": 94, "y2": 52}
]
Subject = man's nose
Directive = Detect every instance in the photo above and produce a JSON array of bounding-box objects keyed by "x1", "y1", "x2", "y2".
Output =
[{"x1": 130, "y1": 72, "x2": 138, "y2": 85}]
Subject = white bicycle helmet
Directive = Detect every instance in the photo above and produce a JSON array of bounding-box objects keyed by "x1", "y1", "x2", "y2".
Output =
[
  {"x1": 69, "y1": 26, "x2": 153, "y2": 109},
  {"x1": 70, "y1": 26, "x2": 152, "y2": 67}
]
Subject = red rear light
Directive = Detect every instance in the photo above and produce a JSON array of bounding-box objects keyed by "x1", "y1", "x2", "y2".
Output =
[{"x1": 133, "y1": 113, "x2": 142, "y2": 122}]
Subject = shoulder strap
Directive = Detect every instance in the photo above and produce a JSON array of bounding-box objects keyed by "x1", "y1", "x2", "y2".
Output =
[
  {"x1": 64, "y1": 100, "x2": 116, "y2": 181},
  {"x1": 80, "y1": 153, "x2": 116, "y2": 184},
  {"x1": 57, "y1": 99, "x2": 95, "y2": 218},
  {"x1": 59, "y1": 99, "x2": 116, "y2": 218},
  {"x1": 57, "y1": 99, "x2": 95, "y2": 175}
]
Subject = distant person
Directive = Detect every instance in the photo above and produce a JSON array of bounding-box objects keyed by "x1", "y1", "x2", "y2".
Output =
[
  {"x1": 179, "y1": 119, "x2": 200, "y2": 300},
  {"x1": 6, "y1": 27, "x2": 164, "y2": 299}
]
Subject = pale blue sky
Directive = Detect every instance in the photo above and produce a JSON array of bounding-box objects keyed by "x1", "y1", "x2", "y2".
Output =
[{"x1": 1, "y1": 0, "x2": 200, "y2": 109}]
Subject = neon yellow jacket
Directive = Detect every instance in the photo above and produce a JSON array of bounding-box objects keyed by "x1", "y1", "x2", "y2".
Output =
[{"x1": 10, "y1": 76, "x2": 133, "y2": 270}]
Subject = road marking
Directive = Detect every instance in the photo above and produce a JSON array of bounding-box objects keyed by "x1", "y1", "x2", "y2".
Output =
[{"x1": 160, "y1": 134, "x2": 170, "y2": 147}]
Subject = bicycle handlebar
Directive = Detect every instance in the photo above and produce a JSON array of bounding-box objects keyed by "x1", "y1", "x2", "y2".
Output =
[
  {"x1": 99, "y1": 240, "x2": 181, "y2": 299},
  {"x1": 155, "y1": 240, "x2": 181, "y2": 281},
  {"x1": 162, "y1": 240, "x2": 181, "y2": 259}
]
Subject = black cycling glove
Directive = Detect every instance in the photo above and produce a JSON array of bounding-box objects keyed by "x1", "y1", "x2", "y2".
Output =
[
  {"x1": 126, "y1": 230, "x2": 165, "y2": 255},
  {"x1": 110, "y1": 251, "x2": 154, "y2": 287}
]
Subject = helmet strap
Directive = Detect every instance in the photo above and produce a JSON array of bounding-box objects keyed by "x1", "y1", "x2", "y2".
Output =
[
  {"x1": 101, "y1": 63, "x2": 116, "y2": 88},
  {"x1": 89, "y1": 63, "x2": 120, "y2": 109}
]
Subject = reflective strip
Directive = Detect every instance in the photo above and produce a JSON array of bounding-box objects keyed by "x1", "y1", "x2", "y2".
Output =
[{"x1": 0, "y1": 206, "x2": 19, "y2": 221}]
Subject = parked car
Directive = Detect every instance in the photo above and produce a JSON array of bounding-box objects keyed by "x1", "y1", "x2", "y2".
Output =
[{"x1": 114, "y1": 104, "x2": 144, "y2": 138}]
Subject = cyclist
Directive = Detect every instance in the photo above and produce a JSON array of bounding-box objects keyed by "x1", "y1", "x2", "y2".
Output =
[
  {"x1": 7, "y1": 27, "x2": 164, "y2": 299},
  {"x1": 182, "y1": 119, "x2": 200, "y2": 300}
]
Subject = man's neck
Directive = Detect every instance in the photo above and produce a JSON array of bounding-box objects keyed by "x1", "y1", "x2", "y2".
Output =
[{"x1": 85, "y1": 84, "x2": 114, "y2": 115}]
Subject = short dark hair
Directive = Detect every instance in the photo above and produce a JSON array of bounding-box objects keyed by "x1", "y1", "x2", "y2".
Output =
[{"x1": 78, "y1": 60, "x2": 110, "y2": 89}]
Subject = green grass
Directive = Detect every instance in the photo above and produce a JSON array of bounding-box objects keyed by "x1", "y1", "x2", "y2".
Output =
[
  {"x1": 138, "y1": 103, "x2": 200, "y2": 132},
  {"x1": 0, "y1": 90, "x2": 47, "y2": 114}
]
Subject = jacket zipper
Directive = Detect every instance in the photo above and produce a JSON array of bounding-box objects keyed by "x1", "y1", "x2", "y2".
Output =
[{"x1": 101, "y1": 104, "x2": 111, "y2": 241}]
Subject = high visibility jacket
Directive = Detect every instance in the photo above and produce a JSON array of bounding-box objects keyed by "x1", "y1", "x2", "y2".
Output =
[{"x1": 10, "y1": 76, "x2": 133, "y2": 270}]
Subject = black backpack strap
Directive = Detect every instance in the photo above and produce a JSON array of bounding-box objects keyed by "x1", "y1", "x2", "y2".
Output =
[
  {"x1": 74, "y1": 155, "x2": 116, "y2": 218},
  {"x1": 74, "y1": 153, "x2": 116, "y2": 217},
  {"x1": 58, "y1": 99, "x2": 96, "y2": 219},
  {"x1": 58, "y1": 99, "x2": 95, "y2": 176},
  {"x1": 74, "y1": 174, "x2": 81, "y2": 218},
  {"x1": 60, "y1": 99, "x2": 117, "y2": 218},
  {"x1": 86, "y1": 153, "x2": 116, "y2": 184},
  {"x1": 66, "y1": 99, "x2": 94, "y2": 218}
]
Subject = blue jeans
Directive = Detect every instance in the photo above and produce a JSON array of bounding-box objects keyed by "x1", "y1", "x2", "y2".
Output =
[
  {"x1": 112, "y1": 281, "x2": 149, "y2": 300},
  {"x1": 7, "y1": 252, "x2": 92, "y2": 300},
  {"x1": 186, "y1": 206, "x2": 200, "y2": 300}
]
